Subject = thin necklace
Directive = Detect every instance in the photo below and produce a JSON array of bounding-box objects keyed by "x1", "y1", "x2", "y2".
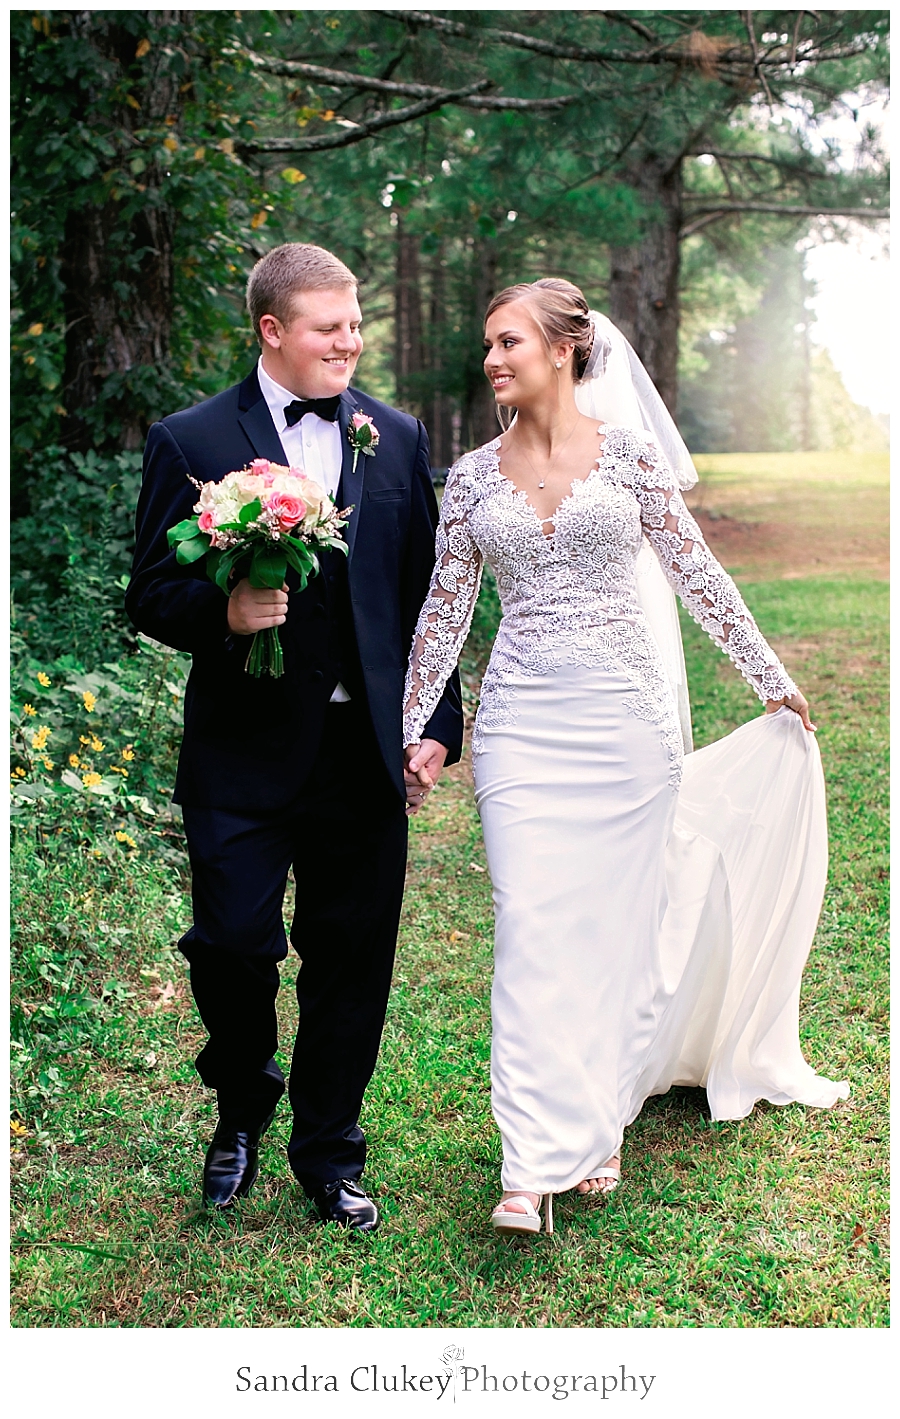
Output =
[{"x1": 508, "y1": 416, "x2": 581, "y2": 488}]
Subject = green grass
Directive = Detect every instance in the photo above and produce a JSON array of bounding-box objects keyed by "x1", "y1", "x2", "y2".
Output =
[
  {"x1": 10, "y1": 563, "x2": 888, "y2": 1327},
  {"x1": 692, "y1": 451, "x2": 889, "y2": 486}
]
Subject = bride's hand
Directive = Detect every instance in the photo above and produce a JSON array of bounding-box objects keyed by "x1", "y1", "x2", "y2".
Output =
[
  {"x1": 766, "y1": 690, "x2": 816, "y2": 732},
  {"x1": 404, "y1": 739, "x2": 448, "y2": 814}
]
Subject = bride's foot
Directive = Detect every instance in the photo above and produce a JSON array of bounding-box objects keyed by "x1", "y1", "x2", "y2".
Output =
[
  {"x1": 491, "y1": 1190, "x2": 553, "y2": 1234},
  {"x1": 576, "y1": 1155, "x2": 621, "y2": 1196}
]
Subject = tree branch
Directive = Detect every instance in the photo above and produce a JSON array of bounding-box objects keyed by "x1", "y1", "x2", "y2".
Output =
[
  {"x1": 680, "y1": 199, "x2": 889, "y2": 238},
  {"x1": 380, "y1": 10, "x2": 877, "y2": 70},
  {"x1": 235, "y1": 81, "x2": 494, "y2": 155},
  {"x1": 240, "y1": 50, "x2": 578, "y2": 110},
  {"x1": 690, "y1": 148, "x2": 824, "y2": 170},
  {"x1": 379, "y1": 9, "x2": 675, "y2": 63},
  {"x1": 596, "y1": 11, "x2": 658, "y2": 44}
]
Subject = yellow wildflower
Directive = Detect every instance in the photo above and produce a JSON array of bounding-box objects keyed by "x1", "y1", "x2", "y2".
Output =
[
  {"x1": 82, "y1": 691, "x2": 96, "y2": 713},
  {"x1": 41, "y1": 757, "x2": 54, "y2": 771},
  {"x1": 89, "y1": 736, "x2": 105, "y2": 752},
  {"x1": 37, "y1": 673, "x2": 51, "y2": 687},
  {"x1": 10, "y1": 1120, "x2": 28, "y2": 1139},
  {"x1": 22, "y1": 703, "x2": 37, "y2": 716},
  {"x1": 31, "y1": 726, "x2": 51, "y2": 750},
  {"x1": 110, "y1": 766, "x2": 129, "y2": 777},
  {"x1": 79, "y1": 735, "x2": 91, "y2": 745},
  {"x1": 69, "y1": 754, "x2": 80, "y2": 767},
  {"x1": 82, "y1": 772, "x2": 102, "y2": 788},
  {"x1": 121, "y1": 747, "x2": 135, "y2": 762},
  {"x1": 13, "y1": 767, "x2": 27, "y2": 778},
  {"x1": 115, "y1": 830, "x2": 138, "y2": 849}
]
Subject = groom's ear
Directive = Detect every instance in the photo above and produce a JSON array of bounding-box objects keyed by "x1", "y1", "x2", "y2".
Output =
[{"x1": 258, "y1": 314, "x2": 284, "y2": 349}]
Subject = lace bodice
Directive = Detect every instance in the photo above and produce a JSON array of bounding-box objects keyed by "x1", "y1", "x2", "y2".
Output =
[{"x1": 403, "y1": 427, "x2": 796, "y2": 776}]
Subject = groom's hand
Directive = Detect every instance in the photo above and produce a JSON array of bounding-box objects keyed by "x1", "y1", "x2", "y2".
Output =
[
  {"x1": 227, "y1": 579, "x2": 288, "y2": 635},
  {"x1": 404, "y1": 739, "x2": 448, "y2": 815}
]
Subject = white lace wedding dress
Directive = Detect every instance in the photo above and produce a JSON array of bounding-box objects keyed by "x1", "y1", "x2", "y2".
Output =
[{"x1": 403, "y1": 426, "x2": 849, "y2": 1193}]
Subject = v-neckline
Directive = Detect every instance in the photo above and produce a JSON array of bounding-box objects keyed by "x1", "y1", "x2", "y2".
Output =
[{"x1": 487, "y1": 430, "x2": 606, "y2": 541}]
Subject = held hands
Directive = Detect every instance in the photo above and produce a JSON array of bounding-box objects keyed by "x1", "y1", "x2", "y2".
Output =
[
  {"x1": 404, "y1": 739, "x2": 449, "y2": 815},
  {"x1": 227, "y1": 579, "x2": 288, "y2": 636},
  {"x1": 766, "y1": 690, "x2": 816, "y2": 732}
]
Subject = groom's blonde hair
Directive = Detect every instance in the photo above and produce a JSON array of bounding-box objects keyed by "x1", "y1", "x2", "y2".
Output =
[{"x1": 246, "y1": 243, "x2": 358, "y2": 341}]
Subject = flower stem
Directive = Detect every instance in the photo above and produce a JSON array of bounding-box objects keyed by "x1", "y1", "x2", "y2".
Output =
[{"x1": 244, "y1": 626, "x2": 284, "y2": 678}]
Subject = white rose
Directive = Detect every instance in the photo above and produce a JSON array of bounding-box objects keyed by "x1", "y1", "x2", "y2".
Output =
[{"x1": 234, "y1": 472, "x2": 267, "y2": 501}]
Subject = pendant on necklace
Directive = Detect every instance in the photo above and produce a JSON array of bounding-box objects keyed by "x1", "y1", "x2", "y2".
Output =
[{"x1": 538, "y1": 479, "x2": 545, "y2": 488}]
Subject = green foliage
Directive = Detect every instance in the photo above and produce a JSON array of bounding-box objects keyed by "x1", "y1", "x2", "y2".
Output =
[
  {"x1": 12, "y1": 10, "x2": 888, "y2": 468},
  {"x1": 10, "y1": 635, "x2": 190, "y2": 871},
  {"x1": 11, "y1": 9, "x2": 265, "y2": 452}
]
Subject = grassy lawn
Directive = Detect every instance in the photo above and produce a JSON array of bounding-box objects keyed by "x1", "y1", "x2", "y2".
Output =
[{"x1": 10, "y1": 455, "x2": 888, "y2": 1328}]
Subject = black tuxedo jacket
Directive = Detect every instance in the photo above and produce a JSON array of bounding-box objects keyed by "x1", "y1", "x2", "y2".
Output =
[{"x1": 125, "y1": 369, "x2": 462, "y2": 811}]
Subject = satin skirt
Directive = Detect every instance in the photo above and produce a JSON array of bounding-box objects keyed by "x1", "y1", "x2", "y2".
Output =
[{"x1": 473, "y1": 663, "x2": 849, "y2": 1194}]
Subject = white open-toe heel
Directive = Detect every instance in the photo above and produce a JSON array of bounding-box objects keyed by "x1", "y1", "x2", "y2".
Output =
[
  {"x1": 592, "y1": 1168, "x2": 619, "y2": 1192},
  {"x1": 491, "y1": 1192, "x2": 554, "y2": 1235},
  {"x1": 580, "y1": 1161, "x2": 621, "y2": 1196}
]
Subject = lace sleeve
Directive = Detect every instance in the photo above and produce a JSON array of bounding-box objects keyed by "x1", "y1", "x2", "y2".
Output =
[
  {"x1": 403, "y1": 458, "x2": 484, "y2": 746},
  {"x1": 616, "y1": 429, "x2": 798, "y2": 704}
]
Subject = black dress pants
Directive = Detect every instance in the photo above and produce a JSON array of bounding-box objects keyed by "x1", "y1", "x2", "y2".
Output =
[{"x1": 178, "y1": 700, "x2": 408, "y2": 1191}]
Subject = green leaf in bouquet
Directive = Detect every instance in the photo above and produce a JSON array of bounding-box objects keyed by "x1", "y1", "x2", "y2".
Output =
[
  {"x1": 283, "y1": 537, "x2": 315, "y2": 570},
  {"x1": 167, "y1": 517, "x2": 201, "y2": 547},
  {"x1": 175, "y1": 534, "x2": 210, "y2": 565},
  {"x1": 238, "y1": 498, "x2": 262, "y2": 526},
  {"x1": 249, "y1": 546, "x2": 288, "y2": 589},
  {"x1": 211, "y1": 547, "x2": 244, "y2": 594},
  {"x1": 283, "y1": 544, "x2": 313, "y2": 590}
]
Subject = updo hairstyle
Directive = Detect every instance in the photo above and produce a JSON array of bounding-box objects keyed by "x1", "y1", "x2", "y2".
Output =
[{"x1": 484, "y1": 278, "x2": 595, "y2": 381}]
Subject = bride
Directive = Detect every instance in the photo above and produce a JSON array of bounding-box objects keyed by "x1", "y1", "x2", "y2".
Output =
[{"x1": 402, "y1": 278, "x2": 848, "y2": 1235}]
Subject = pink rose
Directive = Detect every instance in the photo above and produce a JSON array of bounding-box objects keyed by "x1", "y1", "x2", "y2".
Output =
[
  {"x1": 198, "y1": 508, "x2": 216, "y2": 533},
  {"x1": 249, "y1": 458, "x2": 277, "y2": 486},
  {"x1": 268, "y1": 491, "x2": 306, "y2": 530}
]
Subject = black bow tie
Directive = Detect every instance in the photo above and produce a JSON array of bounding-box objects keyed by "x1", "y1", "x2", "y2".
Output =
[{"x1": 283, "y1": 396, "x2": 341, "y2": 427}]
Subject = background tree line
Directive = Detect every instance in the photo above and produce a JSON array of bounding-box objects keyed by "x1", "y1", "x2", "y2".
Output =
[{"x1": 11, "y1": 8, "x2": 889, "y2": 625}]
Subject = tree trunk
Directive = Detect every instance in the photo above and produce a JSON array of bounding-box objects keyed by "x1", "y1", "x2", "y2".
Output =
[
  {"x1": 60, "y1": 12, "x2": 187, "y2": 451},
  {"x1": 608, "y1": 154, "x2": 683, "y2": 416},
  {"x1": 462, "y1": 235, "x2": 498, "y2": 451},
  {"x1": 61, "y1": 199, "x2": 175, "y2": 451},
  {"x1": 394, "y1": 214, "x2": 424, "y2": 417},
  {"x1": 425, "y1": 243, "x2": 453, "y2": 469}
]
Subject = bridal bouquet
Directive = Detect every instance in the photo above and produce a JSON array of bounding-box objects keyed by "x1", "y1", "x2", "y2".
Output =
[{"x1": 167, "y1": 458, "x2": 350, "y2": 677}]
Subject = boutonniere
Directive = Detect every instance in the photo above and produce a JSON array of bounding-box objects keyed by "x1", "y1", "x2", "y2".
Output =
[{"x1": 348, "y1": 411, "x2": 380, "y2": 472}]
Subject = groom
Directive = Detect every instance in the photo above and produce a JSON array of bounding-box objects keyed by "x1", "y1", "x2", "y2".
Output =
[{"x1": 126, "y1": 242, "x2": 462, "y2": 1230}]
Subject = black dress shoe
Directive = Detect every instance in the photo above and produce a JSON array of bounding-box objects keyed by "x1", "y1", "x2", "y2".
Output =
[
  {"x1": 202, "y1": 1111, "x2": 275, "y2": 1210},
  {"x1": 310, "y1": 1177, "x2": 380, "y2": 1232}
]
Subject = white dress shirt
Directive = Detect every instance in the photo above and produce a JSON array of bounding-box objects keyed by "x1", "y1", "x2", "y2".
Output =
[
  {"x1": 256, "y1": 356, "x2": 350, "y2": 701},
  {"x1": 256, "y1": 356, "x2": 343, "y2": 498}
]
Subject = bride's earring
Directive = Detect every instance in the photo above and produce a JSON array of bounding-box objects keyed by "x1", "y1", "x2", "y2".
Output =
[{"x1": 555, "y1": 361, "x2": 562, "y2": 368}]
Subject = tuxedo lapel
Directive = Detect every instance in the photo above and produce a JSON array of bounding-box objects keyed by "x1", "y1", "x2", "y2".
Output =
[
  {"x1": 237, "y1": 370, "x2": 289, "y2": 464},
  {"x1": 338, "y1": 389, "x2": 364, "y2": 563}
]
